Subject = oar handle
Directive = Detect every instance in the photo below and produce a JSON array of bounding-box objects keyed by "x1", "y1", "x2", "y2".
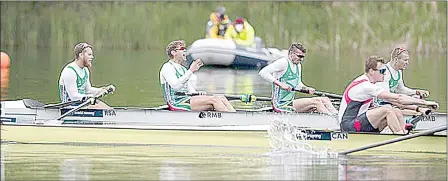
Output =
[
  {"x1": 54, "y1": 89, "x2": 113, "y2": 121},
  {"x1": 174, "y1": 92, "x2": 271, "y2": 103},
  {"x1": 293, "y1": 88, "x2": 343, "y2": 99}
]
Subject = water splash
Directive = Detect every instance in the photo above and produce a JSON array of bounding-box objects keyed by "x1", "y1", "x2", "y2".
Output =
[{"x1": 267, "y1": 117, "x2": 339, "y2": 158}]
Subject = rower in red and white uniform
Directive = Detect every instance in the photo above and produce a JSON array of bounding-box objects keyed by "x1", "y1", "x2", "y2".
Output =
[{"x1": 338, "y1": 56, "x2": 438, "y2": 134}]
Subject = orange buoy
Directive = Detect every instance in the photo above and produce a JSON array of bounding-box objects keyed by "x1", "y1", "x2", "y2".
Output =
[
  {"x1": 1, "y1": 52, "x2": 11, "y2": 69},
  {"x1": 1, "y1": 68, "x2": 9, "y2": 100}
]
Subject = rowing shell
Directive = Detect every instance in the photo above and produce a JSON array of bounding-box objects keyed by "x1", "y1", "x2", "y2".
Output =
[
  {"x1": 1, "y1": 99, "x2": 446, "y2": 131},
  {"x1": 1, "y1": 99, "x2": 446, "y2": 130},
  {"x1": 1, "y1": 99, "x2": 446, "y2": 155}
]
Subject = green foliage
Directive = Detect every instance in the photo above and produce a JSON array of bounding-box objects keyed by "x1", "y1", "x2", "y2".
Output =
[{"x1": 1, "y1": 1, "x2": 446, "y2": 53}]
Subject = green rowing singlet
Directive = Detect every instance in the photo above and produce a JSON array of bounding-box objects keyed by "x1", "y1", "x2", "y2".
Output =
[{"x1": 272, "y1": 60, "x2": 300, "y2": 112}]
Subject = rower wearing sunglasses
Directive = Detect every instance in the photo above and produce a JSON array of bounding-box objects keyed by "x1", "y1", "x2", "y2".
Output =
[
  {"x1": 374, "y1": 47, "x2": 433, "y2": 116},
  {"x1": 338, "y1": 56, "x2": 439, "y2": 134},
  {"x1": 258, "y1": 42, "x2": 338, "y2": 114},
  {"x1": 159, "y1": 40, "x2": 236, "y2": 112}
]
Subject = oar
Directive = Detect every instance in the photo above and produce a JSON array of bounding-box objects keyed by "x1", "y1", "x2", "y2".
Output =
[
  {"x1": 339, "y1": 124, "x2": 447, "y2": 155},
  {"x1": 43, "y1": 85, "x2": 115, "y2": 109},
  {"x1": 41, "y1": 86, "x2": 115, "y2": 125},
  {"x1": 292, "y1": 88, "x2": 343, "y2": 100},
  {"x1": 175, "y1": 92, "x2": 271, "y2": 103},
  {"x1": 408, "y1": 109, "x2": 432, "y2": 126},
  {"x1": 53, "y1": 98, "x2": 95, "y2": 121},
  {"x1": 43, "y1": 100, "x2": 82, "y2": 109}
]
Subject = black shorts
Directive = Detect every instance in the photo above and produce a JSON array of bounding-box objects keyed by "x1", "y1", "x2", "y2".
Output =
[{"x1": 340, "y1": 112, "x2": 379, "y2": 132}]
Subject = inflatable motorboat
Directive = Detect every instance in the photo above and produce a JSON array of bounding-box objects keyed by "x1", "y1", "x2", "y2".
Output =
[{"x1": 186, "y1": 38, "x2": 287, "y2": 69}]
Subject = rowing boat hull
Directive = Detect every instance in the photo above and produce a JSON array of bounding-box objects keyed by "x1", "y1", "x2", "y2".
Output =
[
  {"x1": 1, "y1": 99, "x2": 446, "y2": 131},
  {"x1": 1, "y1": 99, "x2": 340, "y2": 130},
  {"x1": 1, "y1": 124, "x2": 445, "y2": 155}
]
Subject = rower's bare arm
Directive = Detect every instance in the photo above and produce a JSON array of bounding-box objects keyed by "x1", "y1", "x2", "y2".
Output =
[
  {"x1": 396, "y1": 78, "x2": 417, "y2": 96},
  {"x1": 86, "y1": 81, "x2": 103, "y2": 95},
  {"x1": 388, "y1": 101, "x2": 417, "y2": 110},
  {"x1": 377, "y1": 91, "x2": 438, "y2": 107}
]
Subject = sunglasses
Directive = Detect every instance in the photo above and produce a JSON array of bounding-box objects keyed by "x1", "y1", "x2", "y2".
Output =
[
  {"x1": 81, "y1": 44, "x2": 92, "y2": 51},
  {"x1": 394, "y1": 47, "x2": 408, "y2": 58},
  {"x1": 293, "y1": 53, "x2": 305, "y2": 58},
  {"x1": 175, "y1": 47, "x2": 186, "y2": 51},
  {"x1": 373, "y1": 68, "x2": 386, "y2": 74}
]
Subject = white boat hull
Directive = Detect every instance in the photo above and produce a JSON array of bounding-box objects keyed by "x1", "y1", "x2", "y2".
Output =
[
  {"x1": 1, "y1": 99, "x2": 339, "y2": 130},
  {"x1": 1, "y1": 99, "x2": 445, "y2": 131},
  {"x1": 186, "y1": 39, "x2": 287, "y2": 69}
]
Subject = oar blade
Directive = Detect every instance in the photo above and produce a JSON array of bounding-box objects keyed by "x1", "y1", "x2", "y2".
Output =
[{"x1": 339, "y1": 125, "x2": 447, "y2": 155}]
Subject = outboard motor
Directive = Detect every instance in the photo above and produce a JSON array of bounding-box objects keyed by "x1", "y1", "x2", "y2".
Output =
[{"x1": 254, "y1": 37, "x2": 265, "y2": 49}]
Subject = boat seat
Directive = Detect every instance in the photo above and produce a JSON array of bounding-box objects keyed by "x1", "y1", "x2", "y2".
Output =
[{"x1": 23, "y1": 99, "x2": 45, "y2": 108}]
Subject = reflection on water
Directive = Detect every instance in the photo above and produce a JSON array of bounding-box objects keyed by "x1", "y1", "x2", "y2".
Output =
[
  {"x1": 1, "y1": 143, "x2": 446, "y2": 180},
  {"x1": 263, "y1": 151, "x2": 340, "y2": 180},
  {"x1": 339, "y1": 155, "x2": 447, "y2": 181},
  {"x1": 60, "y1": 158, "x2": 90, "y2": 181},
  {"x1": 159, "y1": 160, "x2": 191, "y2": 180}
]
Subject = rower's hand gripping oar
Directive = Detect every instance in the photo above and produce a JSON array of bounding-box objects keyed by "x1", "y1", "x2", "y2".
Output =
[
  {"x1": 175, "y1": 92, "x2": 271, "y2": 103},
  {"x1": 43, "y1": 84, "x2": 116, "y2": 109},
  {"x1": 292, "y1": 88, "x2": 343, "y2": 100},
  {"x1": 403, "y1": 108, "x2": 433, "y2": 134},
  {"x1": 41, "y1": 85, "x2": 115, "y2": 125},
  {"x1": 56, "y1": 85, "x2": 115, "y2": 121}
]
